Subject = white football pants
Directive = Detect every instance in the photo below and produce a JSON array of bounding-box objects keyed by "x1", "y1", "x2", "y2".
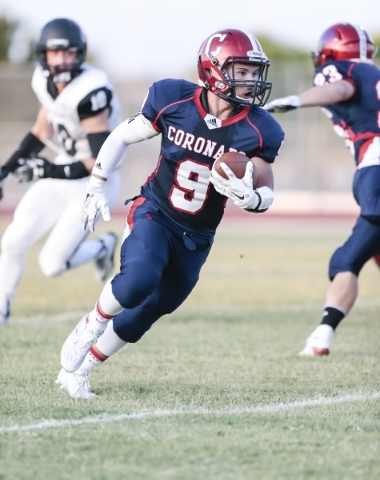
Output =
[{"x1": 0, "y1": 172, "x2": 120, "y2": 307}]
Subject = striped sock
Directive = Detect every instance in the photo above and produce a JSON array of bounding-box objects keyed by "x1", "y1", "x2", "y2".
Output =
[
  {"x1": 76, "y1": 346, "x2": 108, "y2": 375},
  {"x1": 86, "y1": 301, "x2": 115, "y2": 335}
]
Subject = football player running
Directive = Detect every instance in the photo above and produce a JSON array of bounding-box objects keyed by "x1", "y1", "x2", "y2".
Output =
[
  {"x1": 0, "y1": 18, "x2": 124, "y2": 325},
  {"x1": 265, "y1": 23, "x2": 380, "y2": 356},
  {"x1": 56, "y1": 29, "x2": 284, "y2": 398}
]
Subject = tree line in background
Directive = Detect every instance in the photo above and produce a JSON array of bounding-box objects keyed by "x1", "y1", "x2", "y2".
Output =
[
  {"x1": 1, "y1": 15, "x2": 380, "y2": 64},
  {"x1": 0, "y1": 16, "x2": 34, "y2": 62},
  {"x1": 0, "y1": 16, "x2": 16, "y2": 61}
]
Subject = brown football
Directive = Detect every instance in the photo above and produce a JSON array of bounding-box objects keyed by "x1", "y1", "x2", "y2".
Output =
[{"x1": 214, "y1": 152, "x2": 257, "y2": 186}]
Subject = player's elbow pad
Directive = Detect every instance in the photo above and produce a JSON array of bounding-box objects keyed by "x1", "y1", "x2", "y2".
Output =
[
  {"x1": 245, "y1": 186, "x2": 274, "y2": 213},
  {"x1": 122, "y1": 113, "x2": 160, "y2": 144}
]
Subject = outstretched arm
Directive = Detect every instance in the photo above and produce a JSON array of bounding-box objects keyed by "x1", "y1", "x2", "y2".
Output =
[
  {"x1": 264, "y1": 80, "x2": 355, "y2": 113},
  {"x1": 298, "y1": 81, "x2": 355, "y2": 106}
]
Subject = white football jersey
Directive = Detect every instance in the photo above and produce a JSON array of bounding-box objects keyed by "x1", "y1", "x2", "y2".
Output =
[{"x1": 31, "y1": 64, "x2": 123, "y2": 164}]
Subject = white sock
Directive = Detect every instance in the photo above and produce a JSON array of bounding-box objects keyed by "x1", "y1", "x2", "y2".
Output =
[
  {"x1": 76, "y1": 346, "x2": 106, "y2": 375},
  {"x1": 96, "y1": 321, "x2": 127, "y2": 357},
  {"x1": 86, "y1": 300, "x2": 116, "y2": 336},
  {"x1": 76, "y1": 322, "x2": 126, "y2": 374},
  {"x1": 98, "y1": 277, "x2": 124, "y2": 316},
  {"x1": 67, "y1": 239, "x2": 106, "y2": 269},
  {"x1": 0, "y1": 292, "x2": 11, "y2": 318}
]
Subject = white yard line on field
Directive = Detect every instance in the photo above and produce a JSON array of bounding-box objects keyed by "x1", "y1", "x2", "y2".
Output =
[{"x1": 1, "y1": 391, "x2": 380, "y2": 434}]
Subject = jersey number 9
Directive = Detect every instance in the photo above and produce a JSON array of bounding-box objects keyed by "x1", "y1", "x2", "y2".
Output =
[{"x1": 169, "y1": 159, "x2": 211, "y2": 214}]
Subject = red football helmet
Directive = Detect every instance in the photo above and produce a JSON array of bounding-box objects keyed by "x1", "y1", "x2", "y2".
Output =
[
  {"x1": 198, "y1": 29, "x2": 271, "y2": 107},
  {"x1": 312, "y1": 23, "x2": 375, "y2": 68}
]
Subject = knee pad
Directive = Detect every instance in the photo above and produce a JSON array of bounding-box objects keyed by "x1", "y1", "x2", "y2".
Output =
[
  {"x1": 111, "y1": 268, "x2": 161, "y2": 309},
  {"x1": 112, "y1": 310, "x2": 157, "y2": 343}
]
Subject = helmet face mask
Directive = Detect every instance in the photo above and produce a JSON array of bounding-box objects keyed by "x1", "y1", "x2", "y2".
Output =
[
  {"x1": 198, "y1": 29, "x2": 272, "y2": 107},
  {"x1": 35, "y1": 18, "x2": 87, "y2": 83},
  {"x1": 223, "y1": 58, "x2": 271, "y2": 107},
  {"x1": 311, "y1": 23, "x2": 375, "y2": 68}
]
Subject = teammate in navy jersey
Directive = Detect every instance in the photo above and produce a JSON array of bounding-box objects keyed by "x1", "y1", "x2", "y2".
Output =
[
  {"x1": 0, "y1": 19, "x2": 123, "y2": 325},
  {"x1": 56, "y1": 28, "x2": 284, "y2": 398},
  {"x1": 265, "y1": 23, "x2": 380, "y2": 356}
]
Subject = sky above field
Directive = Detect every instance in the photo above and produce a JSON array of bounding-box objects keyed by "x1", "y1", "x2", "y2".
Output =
[{"x1": 1, "y1": 0, "x2": 379, "y2": 80}]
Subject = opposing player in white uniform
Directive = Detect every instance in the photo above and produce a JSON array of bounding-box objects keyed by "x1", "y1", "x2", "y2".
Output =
[{"x1": 0, "y1": 18, "x2": 123, "y2": 325}]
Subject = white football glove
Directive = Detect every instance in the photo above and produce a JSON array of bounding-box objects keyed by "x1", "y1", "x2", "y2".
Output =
[
  {"x1": 263, "y1": 95, "x2": 301, "y2": 113},
  {"x1": 210, "y1": 161, "x2": 274, "y2": 212},
  {"x1": 82, "y1": 176, "x2": 110, "y2": 232},
  {"x1": 210, "y1": 161, "x2": 255, "y2": 206}
]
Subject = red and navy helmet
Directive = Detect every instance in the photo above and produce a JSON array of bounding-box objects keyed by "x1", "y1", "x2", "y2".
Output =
[
  {"x1": 197, "y1": 29, "x2": 271, "y2": 107},
  {"x1": 312, "y1": 23, "x2": 375, "y2": 68}
]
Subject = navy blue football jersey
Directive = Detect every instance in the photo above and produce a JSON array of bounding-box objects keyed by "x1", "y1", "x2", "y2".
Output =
[
  {"x1": 314, "y1": 60, "x2": 380, "y2": 167},
  {"x1": 140, "y1": 79, "x2": 284, "y2": 233}
]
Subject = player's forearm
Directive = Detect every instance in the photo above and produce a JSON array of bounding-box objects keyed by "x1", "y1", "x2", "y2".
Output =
[
  {"x1": 30, "y1": 125, "x2": 53, "y2": 142},
  {"x1": 91, "y1": 125, "x2": 128, "y2": 179},
  {"x1": 92, "y1": 113, "x2": 159, "y2": 179},
  {"x1": 251, "y1": 157, "x2": 274, "y2": 189},
  {"x1": 81, "y1": 158, "x2": 96, "y2": 173},
  {"x1": 30, "y1": 107, "x2": 54, "y2": 141},
  {"x1": 298, "y1": 81, "x2": 355, "y2": 107}
]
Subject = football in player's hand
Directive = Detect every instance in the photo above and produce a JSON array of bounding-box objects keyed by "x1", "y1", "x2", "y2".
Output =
[{"x1": 214, "y1": 152, "x2": 257, "y2": 185}]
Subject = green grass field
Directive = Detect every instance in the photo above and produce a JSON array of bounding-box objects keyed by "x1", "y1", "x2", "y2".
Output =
[{"x1": 1, "y1": 215, "x2": 380, "y2": 479}]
